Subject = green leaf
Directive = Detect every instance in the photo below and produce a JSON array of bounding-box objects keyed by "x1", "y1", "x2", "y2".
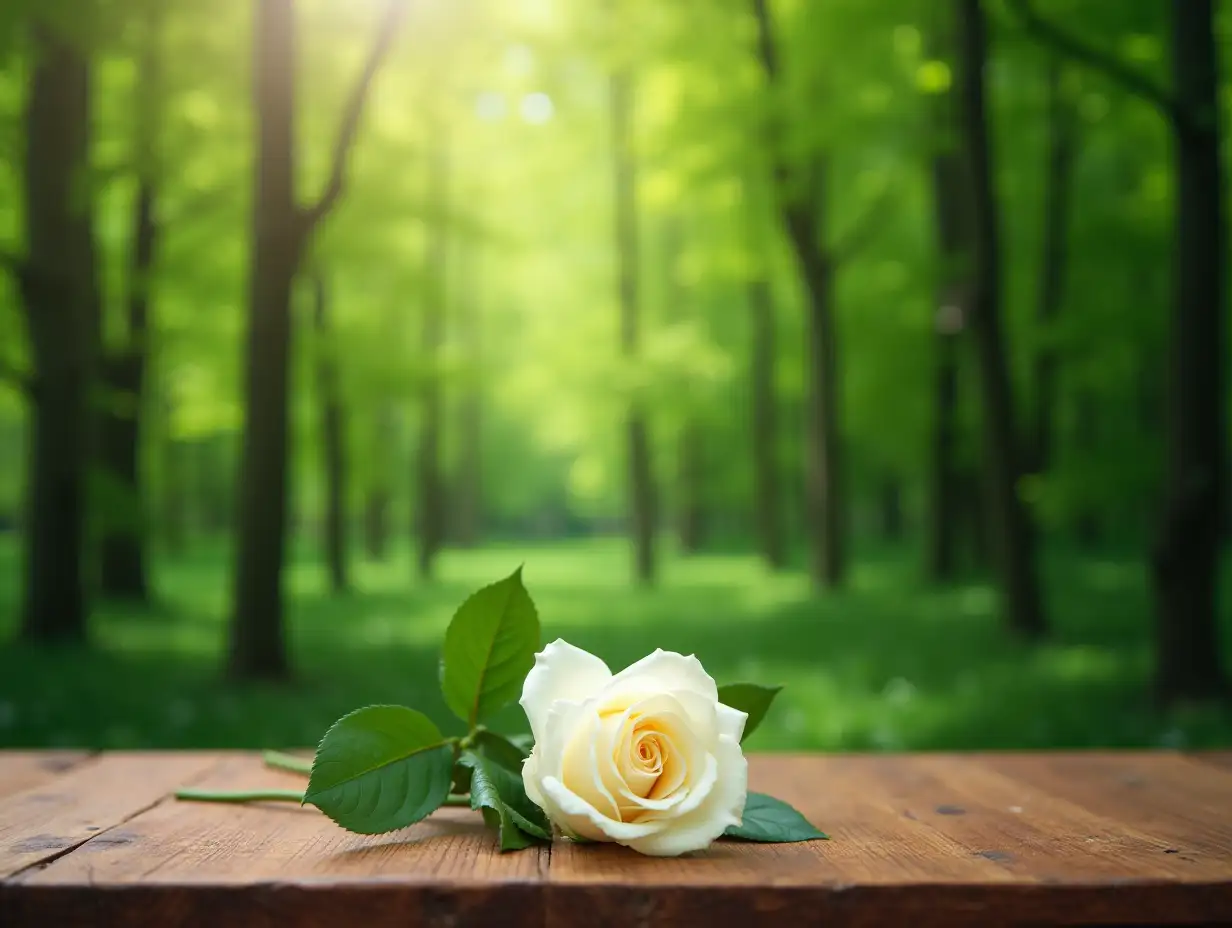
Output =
[
  {"x1": 475, "y1": 729, "x2": 531, "y2": 773},
  {"x1": 717, "y1": 683, "x2": 783, "y2": 742},
  {"x1": 461, "y1": 751, "x2": 551, "y2": 851},
  {"x1": 724, "y1": 792, "x2": 828, "y2": 843},
  {"x1": 440, "y1": 567, "x2": 540, "y2": 727},
  {"x1": 304, "y1": 705, "x2": 454, "y2": 835}
]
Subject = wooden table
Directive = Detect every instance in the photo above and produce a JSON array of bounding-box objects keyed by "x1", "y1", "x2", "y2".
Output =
[{"x1": 1, "y1": 751, "x2": 1231, "y2": 926}]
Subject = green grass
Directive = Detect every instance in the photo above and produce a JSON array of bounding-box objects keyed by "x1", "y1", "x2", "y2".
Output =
[{"x1": 0, "y1": 535, "x2": 1229, "y2": 752}]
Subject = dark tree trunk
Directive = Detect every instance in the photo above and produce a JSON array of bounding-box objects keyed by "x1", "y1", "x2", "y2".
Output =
[
  {"x1": 228, "y1": 0, "x2": 301, "y2": 679},
  {"x1": 228, "y1": 0, "x2": 402, "y2": 677},
  {"x1": 611, "y1": 70, "x2": 657, "y2": 584},
  {"x1": 98, "y1": 333, "x2": 150, "y2": 600},
  {"x1": 99, "y1": 5, "x2": 162, "y2": 603},
  {"x1": 1152, "y1": 0, "x2": 1227, "y2": 705},
  {"x1": 161, "y1": 437, "x2": 188, "y2": 556},
  {"x1": 312, "y1": 272, "x2": 349, "y2": 594},
  {"x1": 924, "y1": 11, "x2": 968, "y2": 584},
  {"x1": 415, "y1": 139, "x2": 448, "y2": 581},
  {"x1": 749, "y1": 0, "x2": 844, "y2": 588},
  {"x1": 1072, "y1": 390, "x2": 1101, "y2": 549},
  {"x1": 17, "y1": 24, "x2": 96, "y2": 644},
  {"x1": 879, "y1": 478, "x2": 904, "y2": 542},
  {"x1": 748, "y1": 278, "x2": 785, "y2": 570},
  {"x1": 784, "y1": 202, "x2": 845, "y2": 588},
  {"x1": 364, "y1": 404, "x2": 394, "y2": 560},
  {"x1": 955, "y1": 0, "x2": 1046, "y2": 637},
  {"x1": 364, "y1": 489, "x2": 390, "y2": 559},
  {"x1": 926, "y1": 329, "x2": 961, "y2": 580},
  {"x1": 1031, "y1": 54, "x2": 1075, "y2": 475}
]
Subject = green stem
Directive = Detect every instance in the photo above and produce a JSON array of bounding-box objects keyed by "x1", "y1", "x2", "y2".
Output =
[
  {"x1": 176, "y1": 788, "x2": 305, "y2": 804},
  {"x1": 175, "y1": 788, "x2": 474, "y2": 808},
  {"x1": 263, "y1": 750, "x2": 312, "y2": 776}
]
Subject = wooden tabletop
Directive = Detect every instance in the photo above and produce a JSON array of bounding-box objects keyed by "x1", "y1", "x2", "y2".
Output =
[{"x1": 1, "y1": 750, "x2": 1231, "y2": 927}]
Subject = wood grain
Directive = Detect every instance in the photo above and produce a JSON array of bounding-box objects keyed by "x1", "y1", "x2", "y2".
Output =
[
  {"x1": 545, "y1": 753, "x2": 1232, "y2": 927},
  {"x1": 2, "y1": 751, "x2": 1231, "y2": 927},
  {"x1": 979, "y1": 751, "x2": 1232, "y2": 861},
  {"x1": 7, "y1": 753, "x2": 545, "y2": 927},
  {"x1": 1190, "y1": 750, "x2": 1232, "y2": 772},
  {"x1": 0, "y1": 752, "x2": 91, "y2": 801},
  {"x1": 0, "y1": 751, "x2": 219, "y2": 879}
]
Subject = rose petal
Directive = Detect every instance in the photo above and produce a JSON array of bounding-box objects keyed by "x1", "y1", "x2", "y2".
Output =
[
  {"x1": 623, "y1": 734, "x2": 747, "y2": 857},
  {"x1": 540, "y1": 775, "x2": 666, "y2": 843},
  {"x1": 663, "y1": 748, "x2": 718, "y2": 819},
  {"x1": 520, "y1": 640, "x2": 611, "y2": 746},
  {"x1": 716, "y1": 703, "x2": 748, "y2": 744},
  {"x1": 603, "y1": 649, "x2": 720, "y2": 705},
  {"x1": 560, "y1": 707, "x2": 622, "y2": 821},
  {"x1": 599, "y1": 697, "x2": 696, "y2": 815},
  {"x1": 522, "y1": 750, "x2": 546, "y2": 809}
]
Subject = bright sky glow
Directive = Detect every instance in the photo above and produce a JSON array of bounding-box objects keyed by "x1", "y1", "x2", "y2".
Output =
[
  {"x1": 475, "y1": 91, "x2": 507, "y2": 122},
  {"x1": 519, "y1": 92, "x2": 554, "y2": 125}
]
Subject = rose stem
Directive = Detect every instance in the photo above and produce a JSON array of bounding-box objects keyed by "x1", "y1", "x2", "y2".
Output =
[
  {"x1": 175, "y1": 788, "x2": 474, "y2": 807},
  {"x1": 263, "y1": 750, "x2": 312, "y2": 775},
  {"x1": 176, "y1": 788, "x2": 306, "y2": 803}
]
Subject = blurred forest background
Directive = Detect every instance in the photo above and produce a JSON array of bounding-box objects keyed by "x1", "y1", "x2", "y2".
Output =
[{"x1": 0, "y1": 0, "x2": 1230, "y2": 752}]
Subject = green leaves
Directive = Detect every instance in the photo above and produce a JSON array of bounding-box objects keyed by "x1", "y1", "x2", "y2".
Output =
[
  {"x1": 461, "y1": 752, "x2": 550, "y2": 851},
  {"x1": 725, "y1": 792, "x2": 828, "y2": 843},
  {"x1": 441, "y1": 567, "x2": 540, "y2": 728},
  {"x1": 304, "y1": 706, "x2": 454, "y2": 835},
  {"x1": 474, "y1": 728, "x2": 531, "y2": 773},
  {"x1": 718, "y1": 682, "x2": 782, "y2": 742}
]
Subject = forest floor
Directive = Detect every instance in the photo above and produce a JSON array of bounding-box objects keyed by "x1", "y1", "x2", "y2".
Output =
[{"x1": 0, "y1": 536, "x2": 1229, "y2": 751}]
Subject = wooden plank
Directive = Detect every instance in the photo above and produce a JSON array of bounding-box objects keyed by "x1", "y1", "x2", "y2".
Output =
[
  {"x1": 546, "y1": 753, "x2": 1232, "y2": 928},
  {"x1": 3, "y1": 751, "x2": 1231, "y2": 928},
  {"x1": 1189, "y1": 750, "x2": 1232, "y2": 772},
  {"x1": 980, "y1": 751, "x2": 1232, "y2": 861},
  {"x1": 893, "y1": 753, "x2": 1232, "y2": 881},
  {"x1": 0, "y1": 751, "x2": 220, "y2": 879},
  {"x1": 0, "y1": 752, "x2": 92, "y2": 801},
  {"x1": 7, "y1": 753, "x2": 544, "y2": 927}
]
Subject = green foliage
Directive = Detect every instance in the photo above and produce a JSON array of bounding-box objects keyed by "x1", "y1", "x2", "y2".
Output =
[
  {"x1": 461, "y1": 751, "x2": 551, "y2": 850},
  {"x1": 440, "y1": 566, "x2": 540, "y2": 728},
  {"x1": 304, "y1": 705, "x2": 453, "y2": 834},
  {"x1": 725, "y1": 792, "x2": 828, "y2": 843},
  {"x1": 717, "y1": 682, "x2": 783, "y2": 743},
  {"x1": 474, "y1": 728, "x2": 531, "y2": 773}
]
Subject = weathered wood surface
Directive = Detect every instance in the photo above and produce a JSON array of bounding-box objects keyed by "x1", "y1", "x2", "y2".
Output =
[{"x1": 1, "y1": 751, "x2": 1230, "y2": 927}]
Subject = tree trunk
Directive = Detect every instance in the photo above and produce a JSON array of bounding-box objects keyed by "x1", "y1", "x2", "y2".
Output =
[
  {"x1": 415, "y1": 139, "x2": 448, "y2": 581},
  {"x1": 879, "y1": 478, "x2": 904, "y2": 542},
  {"x1": 748, "y1": 278, "x2": 785, "y2": 570},
  {"x1": 611, "y1": 70, "x2": 657, "y2": 584},
  {"x1": 1151, "y1": 0, "x2": 1227, "y2": 704},
  {"x1": 924, "y1": 17, "x2": 969, "y2": 583},
  {"x1": 17, "y1": 24, "x2": 96, "y2": 644},
  {"x1": 228, "y1": 0, "x2": 302, "y2": 679},
  {"x1": 955, "y1": 0, "x2": 1046, "y2": 637},
  {"x1": 1030, "y1": 54, "x2": 1075, "y2": 475},
  {"x1": 783, "y1": 200, "x2": 844, "y2": 588},
  {"x1": 99, "y1": 4, "x2": 162, "y2": 602},
  {"x1": 364, "y1": 404, "x2": 394, "y2": 560},
  {"x1": 312, "y1": 272, "x2": 349, "y2": 594},
  {"x1": 926, "y1": 328, "x2": 961, "y2": 580}
]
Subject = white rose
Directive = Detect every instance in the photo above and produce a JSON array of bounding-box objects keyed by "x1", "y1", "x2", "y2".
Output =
[{"x1": 518, "y1": 639, "x2": 748, "y2": 857}]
